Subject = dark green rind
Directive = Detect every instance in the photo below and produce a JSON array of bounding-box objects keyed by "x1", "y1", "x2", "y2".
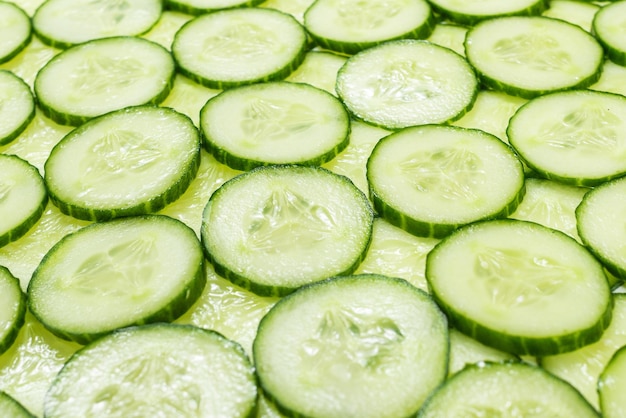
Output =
[
  {"x1": 199, "y1": 83, "x2": 351, "y2": 171},
  {"x1": 0, "y1": 155, "x2": 48, "y2": 248},
  {"x1": 304, "y1": 7, "x2": 437, "y2": 55},
  {"x1": 164, "y1": 0, "x2": 266, "y2": 15},
  {"x1": 425, "y1": 220, "x2": 614, "y2": 357},
  {"x1": 44, "y1": 106, "x2": 200, "y2": 222},
  {"x1": 429, "y1": 0, "x2": 549, "y2": 25},
  {"x1": 32, "y1": 1, "x2": 163, "y2": 50},
  {"x1": 254, "y1": 274, "x2": 450, "y2": 418},
  {"x1": 465, "y1": 17, "x2": 604, "y2": 100},
  {"x1": 27, "y1": 216, "x2": 207, "y2": 345},
  {"x1": 172, "y1": 10, "x2": 309, "y2": 90},
  {"x1": 201, "y1": 165, "x2": 374, "y2": 297},
  {"x1": 0, "y1": 266, "x2": 26, "y2": 356},
  {"x1": 34, "y1": 37, "x2": 176, "y2": 127},
  {"x1": 417, "y1": 361, "x2": 600, "y2": 418},
  {"x1": 45, "y1": 324, "x2": 257, "y2": 418},
  {"x1": 0, "y1": 2, "x2": 32, "y2": 65},
  {"x1": 0, "y1": 391, "x2": 36, "y2": 418}
]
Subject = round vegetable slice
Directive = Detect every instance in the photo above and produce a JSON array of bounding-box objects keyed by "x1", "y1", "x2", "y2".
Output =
[
  {"x1": 426, "y1": 218, "x2": 612, "y2": 356},
  {"x1": 44, "y1": 324, "x2": 257, "y2": 417},
  {"x1": 27, "y1": 215, "x2": 205, "y2": 344},
  {"x1": 0, "y1": 1, "x2": 31, "y2": 64},
  {"x1": 172, "y1": 7, "x2": 308, "y2": 89},
  {"x1": 428, "y1": 0, "x2": 547, "y2": 25},
  {"x1": 465, "y1": 16, "x2": 603, "y2": 98},
  {"x1": 164, "y1": 0, "x2": 266, "y2": 15},
  {"x1": 199, "y1": 81, "x2": 350, "y2": 170},
  {"x1": 254, "y1": 274, "x2": 449, "y2": 418},
  {"x1": 598, "y1": 344, "x2": 626, "y2": 418},
  {"x1": 201, "y1": 165, "x2": 374, "y2": 296},
  {"x1": 0, "y1": 391, "x2": 35, "y2": 418},
  {"x1": 34, "y1": 36, "x2": 175, "y2": 126},
  {"x1": 336, "y1": 39, "x2": 478, "y2": 130},
  {"x1": 367, "y1": 125, "x2": 525, "y2": 238},
  {"x1": 0, "y1": 70, "x2": 35, "y2": 146},
  {"x1": 0, "y1": 266, "x2": 26, "y2": 356},
  {"x1": 44, "y1": 105, "x2": 200, "y2": 221},
  {"x1": 418, "y1": 361, "x2": 599, "y2": 417},
  {"x1": 592, "y1": 0, "x2": 626, "y2": 66},
  {"x1": 0, "y1": 154, "x2": 47, "y2": 248},
  {"x1": 33, "y1": 0, "x2": 163, "y2": 49}
]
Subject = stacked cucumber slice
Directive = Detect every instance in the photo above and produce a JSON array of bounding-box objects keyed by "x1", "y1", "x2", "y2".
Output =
[{"x1": 2, "y1": 0, "x2": 626, "y2": 417}]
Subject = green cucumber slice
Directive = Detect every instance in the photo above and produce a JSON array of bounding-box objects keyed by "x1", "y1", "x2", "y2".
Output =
[
  {"x1": 199, "y1": 81, "x2": 350, "y2": 170},
  {"x1": 336, "y1": 39, "x2": 479, "y2": 130},
  {"x1": 201, "y1": 165, "x2": 374, "y2": 296},
  {"x1": 32, "y1": 0, "x2": 163, "y2": 49},
  {"x1": 598, "y1": 344, "x2": 626, "y2": 418},
  {"x1": 427, "y1": 0, "x2": 548, "y2": 25},
  {"x1": 0, "y1": 2, "x2": 32, "y2": 65},
  {"x1": 34, "y1": 36, "x2": 175, "y2": 126},
  {"x1": 592, "y1": 1, "x2": 626, "y2": 66},
  {"x1": 426, "y1": 23, "x2": 468, "y2": 57},
  {"x1": 172, "y1": 7, "x2": 308, "y2": 89},
  {"x1": 0, "y1": 391, "x2": 35, "y2": 418},
  {"x1": 425, "y1": 219, "x2": 613, "y2": 356},
  {"x1": 0, "y1": 154, "x2": 47, "y2": 248},
  {"x1": 303, "y1": 0, "x2": 435, "y2": 54},
  {"x1": 44, "y1": 105, "x2": 200, "y2": 221},
  {"x1": 591, "y1": 60, "x2": 626, "y2": 97},
  {"x1": 542, "y1": 0, "x2": 599, "y2": 32},
  {"x1": 417, "y1": 362, "x2": 599, "y2": 417},
  {"x1": 0, "y1": 266, "x2": 26, "y2": 356},
  {"x1": 27, "y1": 215, "x2": 205, "y2": 344},
  {"x1": 448, "y1": 329, "x2": 519, "y2": 377},
  {"x1": 165, "y1": 0, "x2": 266, "y2": 15},
  {"x1": 507, "y1": 89, "x2": 626, "y2": 186},
  {"x1": 576, "y1": 176, "x2": 626, "y2": 281},
  {"x1": 465, "y1": 16, "x2": 604, "y2": 98},
  {"x1": 285, "y1": 50, "x2": 347, "y2": 95},
  {"x1": 253, "y1": 274, "x2": 449, "y2": 418},
  {"x1": 44, "y1": 323, "x2": 257, "y2": 417},
  {"x1": 0, "y1": 70, "x2": 35, "y2": 146},
  {"x1": 367, "y1": 125, "x2": 525, "y2": 238}
]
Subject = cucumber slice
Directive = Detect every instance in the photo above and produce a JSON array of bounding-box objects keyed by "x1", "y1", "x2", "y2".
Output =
[
  {"x1": 598, "y1": 344, "x2": 626, "y2": 418},
  {"x1": 507, "y1": 89, "x2": 626, "y2": 187},
  {"x1": 201, "y1": 165, "x2": 374, "y2": 296},
  {"x1": 27, "y1": 215, "x2": 205, "y2": 344},
  {"x1": 285, "y1": 50, "x2": 347, "y2": 95},
  {"x1": 0, "y1": 2, "x2": 32, "y2": 65},
  {"x1": 172, "y1": 8, "x2": 308, "y2": 89},
  {"x1": 592, "y1": 0, "x2": 626, "y2": 66},
  {"x1": 542, "y1": 0, "x2": 599, "y2": 32},
  {"x1": 465, "y1": 16, "x2": 604, "y2": 98},
  {"x1": 417, "y1": 361, "x2": 599, "y2": 417},
  {"x1": 509, "y1": 177, "x2": 588, "y2": 242},
  {"x1": 367, "y1": 125, "x2": 525, "y2": 238},
  {"x1": 426, "y1": 219, "x2": 613, "y2": 356},
  {"x1": 165, "y1": 0, "x2": 266, "y2": 15},
  {"x1": 426, "y1": 23, "x2": 468, "y2": 57},
  {"x1": 541, "y1": 294, "x2": 626, "y2": 409},
  {"x1": 577, "y1": 176, "x2": 626, "y2": 281},
  {"x1": 0, "y1": 266, "x2": 26, "y2": 356},
  {"x1": 303, "y1": 0, "x2": 435, "y2": 54},
  {"x1": 0, "y1": 391, "x2": 35, "y2": 418},
  {"x1": 0, "y1": 154, "x2": 47, "y2": 248},
  {"x1": 34, "y1": 36, "x2": 175, "y2": 126},
  {"x1": 591, "y1": 60, "x2": 626, "y2": 97},
  {"x1": 199, "y1": 81, "x2": 350, "y2": 171},
  {"x1": 448, "y1": 329, "x2": 519, "y2": 377},
  {"x1": 0, "y1": 70, "x2": 35, "y2": 146},
  {"x1": 253, "y1": 274, "x2": 449, "y2": 418},
  {"x1": 427, "y1": 0, "x2": 548, "y2": 25},
  {"x1": 336, "y1": 39, "x2": 478, "y2": 130},
  {"x1": 44, "y1": 105, "x2": 200, "y2": 221},
  {"x1": 44, "y1": 323, "x2": 257, "y2": 417},
  {"x1": 32, "y1": 0, "x2": 163, "y2": 49}
]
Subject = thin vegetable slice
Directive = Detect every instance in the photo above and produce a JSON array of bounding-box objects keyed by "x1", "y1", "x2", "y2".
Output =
[
  {"x1": 0, "y1": 70, "x2": 35, "y2": 146},
  {"x1": 165, "y1": 0, "x2": 266, "y2": 15},
  {"x1": 0, "y1": 2, "x2": 31, "y2": 64},
  {"x1": 0, "y1": 266, "x2": 26, "y2": 356},
  {"x1": 427, "y1": 0, "x2": 548, "y2": 25},
  {"x1": 426, "y1": 219, "x2": 612, "y2": 356},
  {"x1": 592, "y1": 0, "x2": 626, "y2": 66},
  {"x1": 0, "y1": 391, "x2": 35, "y2": 418}
]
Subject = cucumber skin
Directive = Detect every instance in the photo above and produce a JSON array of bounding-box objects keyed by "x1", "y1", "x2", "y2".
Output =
[
  {"x1": 305, "y1": 11, "x2": 437, "y2": 55},
  {"x1": 0, "y1": 266, "x2": 27, "y2": 356},
  {"x1": 430, "y1": 0, "x2": 549, "y2": 25},
  {"x1": 164, "y1": 0, "x2": 266, "y2": 15}
]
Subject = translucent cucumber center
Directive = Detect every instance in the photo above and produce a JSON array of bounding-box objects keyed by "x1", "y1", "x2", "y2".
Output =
[
  {"x1": 336, "y1": 0, "x2": 404, "y2": 30},
  {"x1": 374, "y1": 60, "x2": 443, "y2": 106},
  {"x1": 493, "y1": 32, "x2": 573, "y2": 72},
  {"x1": 246, "y1": 189, "x2": 337, "y2": 254},
  {"x1": 300, "y1": 307, "x2": 404, "y2": 383},
  {"x1": 69, "y1": 55, "x2": 151, "y2": 99},
  {"x1": 201, "y1": 23, "x2": 279, "y2": 61}
]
